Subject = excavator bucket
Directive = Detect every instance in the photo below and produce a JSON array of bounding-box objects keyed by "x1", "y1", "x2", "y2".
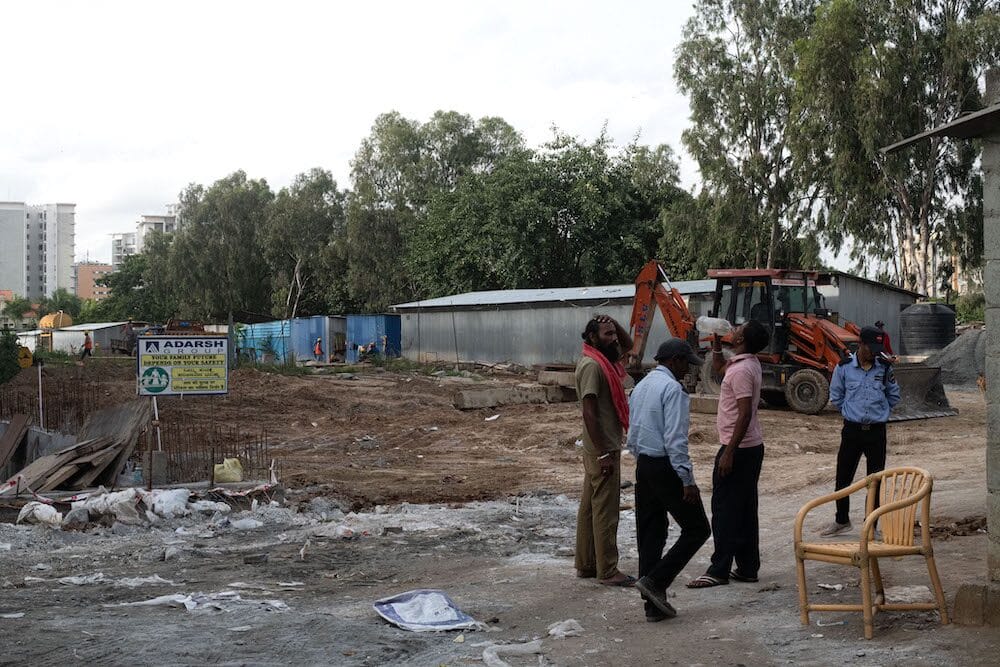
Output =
[{"x1": 887, "y1": 364, "x2": 958, "y2": 422}]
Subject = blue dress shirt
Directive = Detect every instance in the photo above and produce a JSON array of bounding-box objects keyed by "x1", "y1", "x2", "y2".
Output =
[
  {"x1": 829, "y1": 354, "x2": 901, "y2": 424},
  {"x1": 626, "y1": 366, "x2": 694, "y2": 486}
]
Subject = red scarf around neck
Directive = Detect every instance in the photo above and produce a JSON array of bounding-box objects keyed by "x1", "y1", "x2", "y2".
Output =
[{"x1": 581, "y1": 343, "x2": 629, "y2": 431}]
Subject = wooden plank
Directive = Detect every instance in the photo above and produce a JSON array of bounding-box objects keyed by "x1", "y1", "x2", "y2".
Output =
[
  {"x1": 0, "y1": 415, "x2": 31, "y2": 470},
  {"x1": 78, "y1": 400, "x2": 153, "y2": 488},
  {"x1": 38, "y1": 464, "x2": 83, "y2": 492},
  {"x1": 0, "y1": 450, "x2": 78, "y2": 495},
  {"x1": 69, "y1": 444, "x2": 126, "y2": 490}
]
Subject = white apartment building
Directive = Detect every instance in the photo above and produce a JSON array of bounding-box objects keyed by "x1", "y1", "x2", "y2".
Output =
[
  {"x1": 111, "y1": 232, "x2": 136, "y2": 270},
  {"x1": 111, "y1": 207, "x2": 181, "y2": 270},
  {"x1": 0, "y1": 202, "x2": 75, "y2": 300}
]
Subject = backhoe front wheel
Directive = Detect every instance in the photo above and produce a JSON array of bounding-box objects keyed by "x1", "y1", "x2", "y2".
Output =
[{"x1": 784, "y1": 369, "x2": 830, "y2": 415}]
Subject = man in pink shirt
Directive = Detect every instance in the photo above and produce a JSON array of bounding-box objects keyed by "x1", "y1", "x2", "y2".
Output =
[{"x1": 688, "y1": 320, "x2": 770, "y2": 588}]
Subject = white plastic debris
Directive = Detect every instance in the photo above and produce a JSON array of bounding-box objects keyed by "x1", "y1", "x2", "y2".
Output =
[
  {"x1": 547, "y1": 619, "x2": 584, "y2": 638},
  {"x1": 116, "y1": 575, "x2": 176, "y2": 588},
  {"x1": 0, "y1": 543, "x2": 11, "y2": 551},
  {"x1": 481, "y1": 640, "x2": 544, "y2": 667},
  {"x1": 72, "y1": 488, "x2": 142, "y2": 524},
  {"x1": 190, "y1": 500, "x2": 231, "y2": 514},
  {"x1": 16, "y1": 502, "x2": 63, "y2": 527},
  {"x1": 108, "y1": 591, "x2": 289, "y2": 613},
  {"x1": 143, "y1": 489, "x2": 191, "y2": 519},
  {"x1": 485, "y1": 414, "x2": 500, "y2": 422},
  {"x1": 818, "y1": 583, "x2": 844, "y2": 591},
  {"x1": 373, "y1": 589, "x2": 482, "y2": 632},
  {"x1": 229, "y1": 518, "x2": 264, "y2": 531},
  {"x1": 58, "y1": 573, "x2": 109, "y2": 585},
  {"x1": 0, "y1": 613, "x2": 25, "y2": 619},
  {"x1": 229, "y1": 626, "x2": 252, "y2": 632}
]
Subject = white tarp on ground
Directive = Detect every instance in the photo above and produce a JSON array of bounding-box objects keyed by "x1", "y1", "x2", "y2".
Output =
[{"x1": 373, "y1": 589, "x2": 481, "y2": 632}]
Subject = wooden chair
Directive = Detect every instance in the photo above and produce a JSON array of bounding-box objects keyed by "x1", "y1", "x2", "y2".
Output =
[{"x1": 793, "y1": 466, "x2": 949, "y2": 639}]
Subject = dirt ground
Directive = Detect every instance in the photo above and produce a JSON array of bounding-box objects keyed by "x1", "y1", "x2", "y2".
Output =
[{"x1": 0, "y1": 361, "x2": 997, "y2": 665}]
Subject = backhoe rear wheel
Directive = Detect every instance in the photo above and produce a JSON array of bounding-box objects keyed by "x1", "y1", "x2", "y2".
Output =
[{"x1": 784, "y1": 369, "x2": 830, "y2": 415}]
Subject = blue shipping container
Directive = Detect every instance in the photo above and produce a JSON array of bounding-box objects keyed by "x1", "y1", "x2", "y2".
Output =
[
  {"x1": 346, "y1": 314, "x2": 401, "y2": 363},
  {"x1": 240, "y1": 316, "x2": 346, "y2": 363}
]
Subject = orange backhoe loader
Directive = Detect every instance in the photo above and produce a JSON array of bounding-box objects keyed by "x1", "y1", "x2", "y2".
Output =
[{"x1": 626, "y1": 260, "x2": 954, "y2": 421}]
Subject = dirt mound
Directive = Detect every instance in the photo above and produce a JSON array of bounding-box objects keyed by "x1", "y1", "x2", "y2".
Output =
[{"x1": 923, "y1": 328, "x2": 986, "y2": 386}]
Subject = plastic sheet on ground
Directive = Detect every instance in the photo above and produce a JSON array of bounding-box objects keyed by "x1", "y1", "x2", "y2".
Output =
[
  {"x1": 547, "y1": 618, "x2": 584, "y2": 638},
  {"x1": 373, "y1": 589, "x2": 482, "y2": 632},
  {"x1": 480, "y1": 640, "x2": 544, "y2": 667},
  {"x1": 107, "y1": 590, "x2": 289, "y2": 613},
  {"x1": 16, "y1": 502, "x2": 63, "y2": 527}
]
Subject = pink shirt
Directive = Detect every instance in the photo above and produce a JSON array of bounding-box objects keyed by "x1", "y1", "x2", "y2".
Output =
[{"x1": 716, "y1": 353, "x2": 764, "y2": 448}]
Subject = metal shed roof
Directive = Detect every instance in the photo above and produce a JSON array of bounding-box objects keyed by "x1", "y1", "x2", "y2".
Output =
[
  {"x1": 52, "y1": 322, "x2": 129, "y2": 331},
  {"x1": 392, "y1": 280, "x2": 718, "y2": 310},
  {"x1": 881, "y1": 102, "x2": 1000, "y2": 154}
]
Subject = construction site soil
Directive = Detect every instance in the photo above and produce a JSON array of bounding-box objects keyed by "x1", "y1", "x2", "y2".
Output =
[{"x1": 1, "y1": 359, "x2": 997, "y2": 665}]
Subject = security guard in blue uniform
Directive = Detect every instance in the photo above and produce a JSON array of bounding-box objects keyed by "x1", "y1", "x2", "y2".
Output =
[{"x1": 820, "y1": 326, "x2": 901, "y2": 536}]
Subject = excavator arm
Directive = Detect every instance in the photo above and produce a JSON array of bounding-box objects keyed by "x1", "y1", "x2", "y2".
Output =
[{"x1": 627, "y1": 260, "x2": 696, "y2": 367}]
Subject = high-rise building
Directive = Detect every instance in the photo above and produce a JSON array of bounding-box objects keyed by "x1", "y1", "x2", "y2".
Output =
[
  {"x1": 110, "y1": 206, "x2": 182, "y2": 270},
  {"x1": 111, "y1": 232, "x2": 136, "y2": 270},
  {"x1": 0, "y1": 202, "x2": 75, "y2": 300},
  {"x1": 74, "y1": 262, "x2": 114, "y2": 301},
  {"x1": 135, "y1": 213, "x2": 179, "y2": 253}
]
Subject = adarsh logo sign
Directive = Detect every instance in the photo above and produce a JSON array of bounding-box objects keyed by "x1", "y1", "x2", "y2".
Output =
[{"x1": 145, "y1": 341, "x2": 160, "y2": 352}]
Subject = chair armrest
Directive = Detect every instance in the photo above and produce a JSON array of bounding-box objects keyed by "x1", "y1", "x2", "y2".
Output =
[{"x1": 793, "y1": 476, "x2": 871, "y2": 543}]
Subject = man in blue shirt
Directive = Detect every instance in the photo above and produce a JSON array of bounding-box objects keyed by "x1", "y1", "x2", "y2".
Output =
[
  {"x1": 820, "y1": 326, "x2": 901, "y2": 536},
  {"x1": 628, "y1": 339, "x2": 711, "y2": 621}
]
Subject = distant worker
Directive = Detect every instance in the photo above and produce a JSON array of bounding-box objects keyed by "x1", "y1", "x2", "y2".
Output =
[
  {"x1": 574, "y1": 314, "x2": 636, "y2": 587},
  {"x1": 628, "y1": 339, "x2": 711, "y2": 621},
  {"x1": 874, "y1": 320, "x2": 894, "y2": 356},
  {"x1": 820, "y1": 326, "x2": 901, "y2": 536},
  {"x1": 313, "y1": 337, "x2": 324, "y2": 362},
  {"x1": 80, "y1": 332, "x2": 94, "y2": 361},
  {"x1": 688, "y1": 320, "x2": 770, "y2": 589}
]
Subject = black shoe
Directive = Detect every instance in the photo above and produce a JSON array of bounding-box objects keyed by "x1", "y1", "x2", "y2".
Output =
[
  {"x1": 635, "y1": 576, "x2": 677, "y2": 618},
  {"x1": 646, "y1": 609, "x2": 669, "y2": 622}
]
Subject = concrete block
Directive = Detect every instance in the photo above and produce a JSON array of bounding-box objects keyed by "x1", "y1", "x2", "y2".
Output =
[
  {"x1": 988, "y1": 437, "x2": 1000, "y2": 491},
  {"x1": 988, "y1": 583, "x2": 1000, "y2": 627},
  {"x1": 952, "y1": 583, "x2": 986, "y2": 626},
  {"x1": 986, "y1": 353, "x2": 1000, "y2": 407},
  {"x1": 989, "y1": 403, "x2": 1000, "y2": 446},
  {"x1": 985, "y1": 262, "x2": 1000, "y2": 306},
  {"x1": 537, "y1": 370, "x2": 576, "y2": 387},
  {"x1": 544, "y1": 385, "x2": 577, "y2": 403},
  {"x1": 985, "y1": 308, "x2": 1000, "y2": 356},
  {"x1": 142, "y1": 450, "x2": 168, "y2": 486},
  {"x1": 454, "y1": 384, "x2": 553, "y2": 410},
  {"x1": 988, "y1": 538, "x2": 1000, "y2": 583},
  {"x1": 689, "y1": 394, "x2": 719, "y2": 414}
]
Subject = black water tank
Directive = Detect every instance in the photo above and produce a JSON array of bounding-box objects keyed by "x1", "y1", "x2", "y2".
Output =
[{"x1": 898, "y1": 303, "x2": 956, "y2": 355}]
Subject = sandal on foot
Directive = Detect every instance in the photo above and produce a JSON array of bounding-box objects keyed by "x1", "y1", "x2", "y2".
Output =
[
  {"x1": 730, "y1": 571, "x2": 758, "y2": 583},
  {"x1": 686, "y1": 574, "x2": 728, "y2": 588},
  {"x1": 599, "y1": 574, "x2": 637, "y2": 587}
]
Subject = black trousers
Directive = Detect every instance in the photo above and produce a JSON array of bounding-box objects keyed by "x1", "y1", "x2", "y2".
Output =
[
  {"x1": 635, "y1": 455, "x2": 710, "y2": 602},
  {"x1": 707, "y1": 444, "x2": 764, "y2": 580},
  {"x1": 834, "y1": 421, "x2": 887, "y2": 524}
]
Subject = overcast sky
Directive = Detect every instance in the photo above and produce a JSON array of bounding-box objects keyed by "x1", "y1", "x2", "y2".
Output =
[{"x1": 2, "y1": 1, "x2": 707, "y2": 264}]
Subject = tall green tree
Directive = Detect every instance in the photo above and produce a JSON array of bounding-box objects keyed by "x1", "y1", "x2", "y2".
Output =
[
  {"x1": 676, "y1": 0, "x2": 819, "y2": 269},
  {"x1": 264, "y1": 168, "x2": 348, "y2": 319},
  {"x1": 346, "y1": 111, "x2": 523, "y2": 310},
  {"x1": 175, "y1": 171, "x2": 275, "y2": 319},
  {"x1": 792, "y1": 0, "x2": 1000, "y2": 292},
  {"x1": 37, "y1": 288, "x2": 82, "y2": 319},
  {"x1": 1, "y1": 295, "x2": 33, "y2": 329}
]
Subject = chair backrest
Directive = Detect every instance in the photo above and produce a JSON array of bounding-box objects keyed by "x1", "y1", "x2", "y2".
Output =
[{"x1": 866, "y1": 467, "x2": 931, "y2": 546}]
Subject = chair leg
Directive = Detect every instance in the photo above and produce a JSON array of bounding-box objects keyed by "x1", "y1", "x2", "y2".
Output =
[
  {"x1": 860, "y1": 558, "x2": 874, "y2": 640},
  {"x1": 870, "y1": 557, "x2": 885, "y2": 606},
  {"x1": 796, "y1": 555, "x2": 809, "y2": 625},
  {"x1": 925, "y1": 553, "x2": 950, "y2": 625}
]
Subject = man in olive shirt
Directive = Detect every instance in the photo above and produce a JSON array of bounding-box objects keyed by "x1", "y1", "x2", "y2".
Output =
[{"x1": 575, "y1": 314, "x2": 635, "y2": 587}]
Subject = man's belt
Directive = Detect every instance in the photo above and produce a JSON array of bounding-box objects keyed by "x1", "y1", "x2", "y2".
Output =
[{"x1": 844, "y1": 420, "x2": 886, "y2": 431}]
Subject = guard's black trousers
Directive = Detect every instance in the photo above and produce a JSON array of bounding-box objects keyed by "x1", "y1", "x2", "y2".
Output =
[
  {"x1": 635, "y1": 455, "x2": 711, "y2": 601},
  {"x1": 706, "y1": 444, "x2": 764, "y2": 580},
  {"x1": 834, "y1": 421, "x2": 887, "y2": 524}
]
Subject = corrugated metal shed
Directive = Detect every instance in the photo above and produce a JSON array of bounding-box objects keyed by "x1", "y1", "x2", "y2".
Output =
[
  {"x1": 346, "y1": 315, "x2": 401, "y2": 363},
  {"x1": 391, "y1": 273, "x2": 923, "y2": 368},
  {"x1": 239, "y1": 316, "x2": 346, "y2": 363},
  {"x1": 51, "y1": 322, "x2": 128, "y2": 355}
]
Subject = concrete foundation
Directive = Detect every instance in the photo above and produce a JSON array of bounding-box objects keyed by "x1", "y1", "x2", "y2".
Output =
[{"x1": 454, "y1": 384, "x2": 576, "y2": 410}]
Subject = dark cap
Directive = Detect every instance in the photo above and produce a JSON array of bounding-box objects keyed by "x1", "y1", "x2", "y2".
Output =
[
  {"x1": 653, "y1": 338, "x2": 701, "y2": 366},
  {"x1": 859, "y1": 326, "x2": 886, "y2": 356}
]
